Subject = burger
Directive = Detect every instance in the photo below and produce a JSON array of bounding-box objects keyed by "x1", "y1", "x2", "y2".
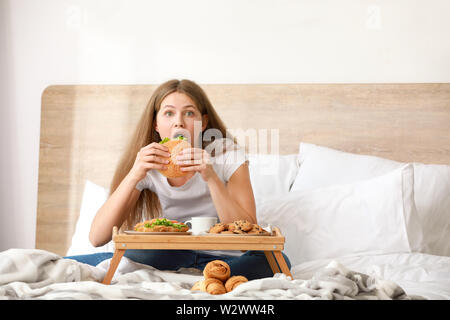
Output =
[
  {"x1": 158, "y1": 135, "x2": 191, "y2": 178},
  {"x1": 134, "y1": 218, "x2": 189, "y2": 232}
]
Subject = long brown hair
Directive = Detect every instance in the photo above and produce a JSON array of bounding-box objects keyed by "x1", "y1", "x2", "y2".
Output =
[{"x1": 110, "y1": 79, "x2": 237, "y2": 229}]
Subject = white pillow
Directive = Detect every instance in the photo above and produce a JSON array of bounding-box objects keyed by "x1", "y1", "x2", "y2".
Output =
[
  {"x1": 66, "y1": 180, "x2": 114, "y2": 256},
  {"x1": 412, "y1": 163, "x2": 450, "y2": 256},
  {"x1": 292, "y1": 142, "x2": 404, "y2": 192},
  {"x1": 248, "y1": 154, "x2": 299, "y2": 206},
  {"x1": 257, "y1": 164, "x2": 414, "y2": 266},
  {"x1": 248, "y1": 154, "x2": 298, "y2": 204},
  {"x1": 291, "y1": 142, "x2": 450, "y2": 256}
]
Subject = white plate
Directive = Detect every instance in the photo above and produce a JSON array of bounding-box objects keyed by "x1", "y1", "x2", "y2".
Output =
[{"x1": 124, "y1": 230, "x2": 192, "y2": 235}]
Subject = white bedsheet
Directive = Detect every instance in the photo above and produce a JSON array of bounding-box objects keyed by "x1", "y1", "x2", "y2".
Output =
[
  {"x1": 292, "y1": 252, "x2": 450, "y2": 300},
  {"x1": 0, "y1": 249, "x2": 448, "y2": 300}
]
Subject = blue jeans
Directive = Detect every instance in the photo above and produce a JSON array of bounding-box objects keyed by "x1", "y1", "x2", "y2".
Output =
[{"x1": 64, "y1": 250, "x2": 291, "y2": 281}]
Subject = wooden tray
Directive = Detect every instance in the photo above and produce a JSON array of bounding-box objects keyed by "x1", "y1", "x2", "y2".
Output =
[
  {"x1": 203, "y1": 232, "x2": 272, "y2": 237},
  {"x1": 113, "y1": 227, "x2": 284, "y2": 251},
  {"x1": 102, "y1": 226, "x2": 291, "y2": 284},
  {"x1": 124, "y1": 230, "x2": 192, "y2": 235}
]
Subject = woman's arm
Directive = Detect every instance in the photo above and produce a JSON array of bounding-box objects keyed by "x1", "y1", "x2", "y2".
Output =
[
  {"x1": 89, "y1": 174, "x2": 141, "y2": 247},
  {"x1": 207, "y1": 162, "x2": 257, "y2": 224},
  {"x1": 89, "y1": 142, "x2": 170, "y2": 247}
]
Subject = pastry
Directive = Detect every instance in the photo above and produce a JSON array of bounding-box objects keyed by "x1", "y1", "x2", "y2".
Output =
[
  {"x1": 200, "y1": 278, "x2": 226, "y2": 295},
  {"x1": 191, "y1": 260, "x2": 250, "y2": 295},
  {"x1": 157, "y1": 136, "x2": 191, "y2": 178},
  {"x1": 224, "y1": 275, "x2": 248, "y2": 292},
  {"x1": 203, "y1": 260, "x2": 231, "y2": 282},
  {"x1": 191, "y1": 280, "x2": 203, "y2": 291}
]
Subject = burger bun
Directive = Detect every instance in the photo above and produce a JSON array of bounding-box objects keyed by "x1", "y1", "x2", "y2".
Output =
[{"x1": 158, "y1": 138, "x2": 192, "y2": 178}]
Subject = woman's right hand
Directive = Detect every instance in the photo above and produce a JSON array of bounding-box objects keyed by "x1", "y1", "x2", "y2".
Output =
[{"x1": 129, "y1": 142, "x2": 171, "y2": 181}]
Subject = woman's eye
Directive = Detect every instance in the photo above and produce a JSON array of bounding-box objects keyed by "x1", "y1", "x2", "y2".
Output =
[{"x1": 164, "y1": 110, "x2": 195, "y2": 117}]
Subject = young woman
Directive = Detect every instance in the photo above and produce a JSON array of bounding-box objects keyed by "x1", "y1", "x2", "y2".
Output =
[{"x1": 65, "y1": 79, "x2": 291, "y2": 280}]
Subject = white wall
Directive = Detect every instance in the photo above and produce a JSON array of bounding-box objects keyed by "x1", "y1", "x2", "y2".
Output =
[{"x1": 1, "y1": 0, "x2": 449, "y2": 252}]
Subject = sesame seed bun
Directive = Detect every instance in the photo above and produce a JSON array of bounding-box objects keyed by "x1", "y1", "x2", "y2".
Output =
[{"x1": 158, "y1": 139, "x2": 192, "y2": 178}]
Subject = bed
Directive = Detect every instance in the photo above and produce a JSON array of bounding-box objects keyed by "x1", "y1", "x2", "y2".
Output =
[{"x1": 1, "y1": 83, "x2": 449, "y2": 300}]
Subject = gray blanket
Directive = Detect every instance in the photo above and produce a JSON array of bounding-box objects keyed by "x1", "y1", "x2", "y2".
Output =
[{"x1": 0, "y1": 249, "x2": 419, "y2": 300}]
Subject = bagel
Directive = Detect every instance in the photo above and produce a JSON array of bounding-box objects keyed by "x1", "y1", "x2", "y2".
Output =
[{"x1": 157, "y1": 137, "x2": 191, "y2": 178}]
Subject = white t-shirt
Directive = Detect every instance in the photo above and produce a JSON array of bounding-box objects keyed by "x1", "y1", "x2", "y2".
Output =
[{"x1": 135, "y1": 144, "x2": 248, "y2": 256}]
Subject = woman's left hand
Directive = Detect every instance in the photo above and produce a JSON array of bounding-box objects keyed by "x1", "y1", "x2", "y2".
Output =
[{"x1": 176, "y1": 148, "x2": 217, "y2": 182}]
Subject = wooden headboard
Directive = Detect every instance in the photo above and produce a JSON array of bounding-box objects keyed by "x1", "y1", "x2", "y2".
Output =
[{"x1": 37, "y1": 83, "x2": 450, "y2": 255}]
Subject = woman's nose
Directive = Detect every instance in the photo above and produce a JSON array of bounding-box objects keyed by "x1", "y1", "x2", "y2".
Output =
[{"x1": 174, "y1": 115, "x2": 185, "y2": 127}]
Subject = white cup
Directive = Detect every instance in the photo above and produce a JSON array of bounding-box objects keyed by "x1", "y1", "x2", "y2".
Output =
[{"x1": 184, "y1": 217, "x2": 218, "y2": 235}]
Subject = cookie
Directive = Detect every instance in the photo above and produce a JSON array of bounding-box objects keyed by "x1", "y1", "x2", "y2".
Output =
[
  {"x1": 209, "y1": 223, "x2": 226, "y2": 234},
  {"x1": 227, "y1": 223, "x2": 236, "y2": 232},
  {"x1": 235, "y1": 220, "x2": 253, "y2": 232}
]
